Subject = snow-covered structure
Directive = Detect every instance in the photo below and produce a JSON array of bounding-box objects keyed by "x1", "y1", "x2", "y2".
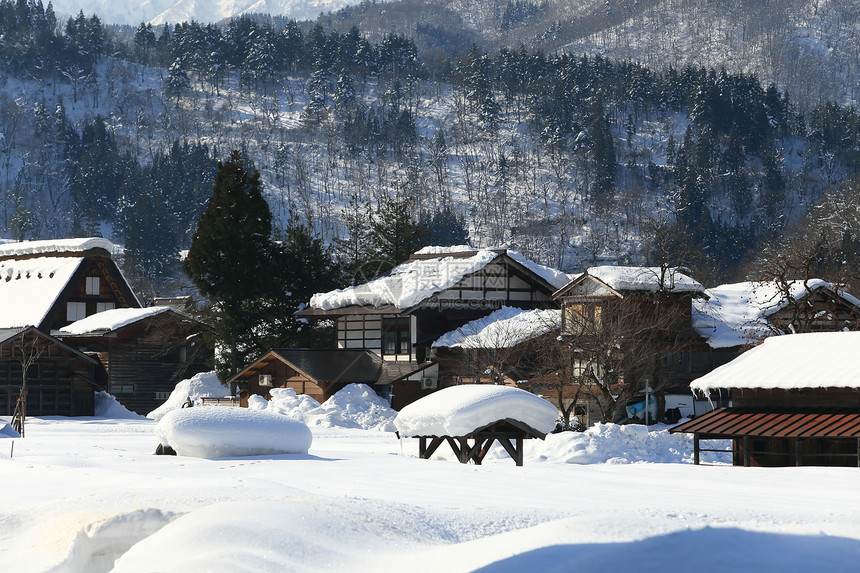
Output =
[
  {"x1": 430, "y1": 306, "x2": 561, "y2": 388},
  {"x1": 0, "y1": 238, "x2": 139, "y2": 332},
  {"x1": 290, "y1": 247, "x2": 571, "y2": 409},
  {"x1": 0, "y1": 239, "x2": 214, "y2": 417},
  {"x1": 693, "y1": 279, "x2": 860, "y2": 349},
  {"x1": 57, "y1": 307, "x2": 212, "y2": 415},
  {"x1": 672, "y1": 331, "x2": 860, "y2": 467},
  {"x1": 155, "y1": 406, "x2": 312, "y2": 458},
  {"x1": 549, "y1": 266, "x2": 706, "y2": 424},
  {"x1": 0, "y1": 239, "x2": 142, "y2": 417},
  {"x1": 395, "y1": 385, "x2": 558, "y2": 466}
]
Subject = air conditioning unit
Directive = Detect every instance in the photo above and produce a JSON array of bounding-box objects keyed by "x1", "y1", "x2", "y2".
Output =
[
  {"x1": 259, "y1": 374, "x2": 273, "y2": 387},
  {"x1": 420, "y1": 377, "x2": 437, "y2": 390}
]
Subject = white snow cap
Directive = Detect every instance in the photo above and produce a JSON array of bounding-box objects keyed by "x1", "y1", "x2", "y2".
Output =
[
  {"x1": 0, "y1": 237, "x2": 116, "y2": 258},
  {"x1": 155, "y1": 407, "x2": 312, "y2": 458},
  {"x1": 690, "y1": 331, "x2": 860, "y2": 393},
  {"x1": 432, "y1": 306, "x2": 560, "y2": 348},
  {"x1": 309, "y1": 247, "x2": 570, "y2": 311},
  {"x1": 587, "y1": 266, "x2": 704, "y2": 293},
  {"x1": 59, "y1": 306, "x2": 174, "y2": 335},
  {"x1": 394, "y1": 385, "x2": 559, "y2": 437},
  {"x1": 0, "y1": 256, "x2": 83, "y2": 328},
  {"x1": 693, "y1": 279, "x2": 860, "y2": 348}
]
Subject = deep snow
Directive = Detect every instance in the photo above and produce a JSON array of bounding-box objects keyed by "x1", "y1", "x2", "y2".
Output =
[
  {"x1": 1, "y1": 414, "x2": 859, "y2": 572},
  {"x1": 1, "y1": 383, "x2": 859, "y2": 571}
]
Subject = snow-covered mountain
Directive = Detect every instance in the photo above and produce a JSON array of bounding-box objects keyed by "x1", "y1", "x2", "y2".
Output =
[{"x1": 50, "y1": 0, "x2": 365, "y2": 26}]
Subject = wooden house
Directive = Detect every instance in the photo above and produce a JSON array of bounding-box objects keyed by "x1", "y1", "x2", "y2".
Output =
[
  {"x1": 285, "y1": 247, "x2": 571, "y2": 408},
  {"x1": 670, "y1": 331, "x2": 860, "y2": 467},
  {"x1": 0, "y1": 238, "x2": 140, "y2": 332},
  {"x1": 551, "y1": 266, "x2": 706, "y2": 423},
  {"x1": 228, "y1": 348, "x2": 436, "y2": 408},
  {"x1": 0, "y1": 326, "x2": 99, "y2": 416},
  {"x1": 56, "y1": 307, "x2": 212, "y2": 415}
]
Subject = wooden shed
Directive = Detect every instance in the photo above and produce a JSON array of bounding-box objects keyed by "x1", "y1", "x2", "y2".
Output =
[
  {"x1": 671, "y1": 331, "x2": 860, "y2": 467},
  {"x1": 0, "y1": 326, "x2": 99, "y2": 417},
  {"x1": 56, "y1": 307, "x2": 212, "y2": 415}
]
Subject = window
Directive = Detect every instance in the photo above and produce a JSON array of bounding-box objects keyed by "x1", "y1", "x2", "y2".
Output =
[
  {"x1": 155, "y1": 391, "x2": 171, "y2": 400},
  {"x1": 259, "y1": 374, "x2": 273, "y2": 387},
  {"x1": 382, "y1": 317, "x2": 410, "y2": 355},
  {"x1": 86, "y1": 276, "x2": 100, "y2": 295},
  {"x1": 563, "y1": 303, "x2": 602, "y2": 335},
  {"x1": 67, "y1": 302, "x2": 87, "y2": 321},
  {"x1": 112, "y1": 384, "x2": 134, "y2": 394},
  {"x1": 96, "y1": 302, "x2": 115, "y2": 313}
]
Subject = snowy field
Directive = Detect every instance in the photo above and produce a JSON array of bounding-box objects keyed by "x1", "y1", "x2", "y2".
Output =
[{"x1": 2, "y1": 416, "x2": 859, "y2": 572}]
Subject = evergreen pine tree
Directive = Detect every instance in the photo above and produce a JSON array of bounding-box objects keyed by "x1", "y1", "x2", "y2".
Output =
[
  {"x1": 184, "y1": 151, "x2": 278, "y2": 385},
  {"x1": 368, "y1": 183, "x2": 428, "y2": 275}
]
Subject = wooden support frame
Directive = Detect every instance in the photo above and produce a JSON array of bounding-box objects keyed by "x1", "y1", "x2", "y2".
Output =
[{"x1": 413, "y1": 419, "x2": 543, "y2": 466}]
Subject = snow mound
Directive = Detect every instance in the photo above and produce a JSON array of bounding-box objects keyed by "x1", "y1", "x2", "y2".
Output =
[
  {"x1": 147, "y1": 371, "x2": 229, "y2": 421},
  {"x1": 255, "y1": 384, "x2": 397, "y2": 431},
  {"x1": 394, "y1": 385, "x2": 559, "y2": 437},
  {"x1": 94, "y1": 391, "x2": 147, "y2": 419},
  {"x1": 0, "y1": 420, "x2": 20, "y2": 438},
  {"x1": 155, "y1": 407, "x2": 312, "y2": 458},
  {"x1": 536, "y1": 423, "x2": 730, "y2": 464}
]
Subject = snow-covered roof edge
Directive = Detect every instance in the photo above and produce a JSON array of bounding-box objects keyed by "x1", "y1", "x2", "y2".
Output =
[
  {"x1": 58, "y1": 306, "x2": 184, "y2": 335},
  {"x1": 0, "y1": 238, "x2": 118, "y2": 258},
  {"x1": 690, "y1": 331, "x2": 860, "y2": 392},
  {"x1": 432, "y1": 307, "x2": 561, "y2": 348}
]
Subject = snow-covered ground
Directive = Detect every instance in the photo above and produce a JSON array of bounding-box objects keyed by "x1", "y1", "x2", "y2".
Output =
[{"x1": 2, "y1": 408, "x2": 859, "y2": 572}]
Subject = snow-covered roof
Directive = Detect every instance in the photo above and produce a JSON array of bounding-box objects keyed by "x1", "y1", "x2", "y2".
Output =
[
  {"x1": 59, "y1": 306, "x2": 177, "y2": 335},
  {"x1": 0, "y1": 256, "x2": 84, "y2": 328},
  {"x1": 309, "y1": 248, "x2": 571, "y2": 311},
  {"x1": 432, "y1": 307, "x2": 561, "y2": 348},
  {"x1": 0, "y1": 238, "x2": 117, "y2": 259},
  {"x1": 690, "y1": 331, "x2": 860, "y2": 392},
  {"x1": 585, "y1": 266, "x2": 705, "y2": 293},
  {"x1": 692, "y1": 280, "x2": 860, "y2": 348},
  {"x1": 394, "y1": 385, "x2": 559, "y2": 437}
]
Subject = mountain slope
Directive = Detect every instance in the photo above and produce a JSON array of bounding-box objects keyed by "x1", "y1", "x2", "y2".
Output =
[{"x1": 49, "y1": 0, "x2": 364, "y2": 26}]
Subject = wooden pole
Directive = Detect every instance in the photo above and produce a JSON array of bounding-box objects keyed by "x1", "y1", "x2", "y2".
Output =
[{"x1": 693, "y1": 435, "x2": 700, "y2": 465}]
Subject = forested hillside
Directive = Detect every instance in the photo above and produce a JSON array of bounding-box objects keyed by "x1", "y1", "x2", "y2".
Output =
[{"x1": 1, "y1": 0, "x2": 859, "y2": 299}]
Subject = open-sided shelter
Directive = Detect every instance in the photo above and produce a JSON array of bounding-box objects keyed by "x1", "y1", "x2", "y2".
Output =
[{"x1": 670, "y1": 331, "x2": 860, "y2": 467}]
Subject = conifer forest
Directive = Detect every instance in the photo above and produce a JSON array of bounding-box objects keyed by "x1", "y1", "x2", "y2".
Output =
[{"x1": 1, "y1": 0, "x2": 860, "y2": 300}]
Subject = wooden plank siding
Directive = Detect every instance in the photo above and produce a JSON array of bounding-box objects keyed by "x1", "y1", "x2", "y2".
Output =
[
  {"x1": 0, "y1": 338, "x2": 96, "y2": 416},
  {"x1": 63, "y1": 312, "x2": 212, "y2": 416}
]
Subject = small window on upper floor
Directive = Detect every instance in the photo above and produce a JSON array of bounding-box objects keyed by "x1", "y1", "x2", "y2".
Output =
[
  {"x1": 67, "y1": 302, "x2": 87, "y2": 321},
  {"x1": 96, "y1": 302, "x2": 115, "y2": 313},
  {"x1": 86, "y1": 276, "x2": 100, "y2": 295}
]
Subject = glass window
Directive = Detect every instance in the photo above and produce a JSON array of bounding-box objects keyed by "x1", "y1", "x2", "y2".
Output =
[
  {"x1": 96, "y1": 302, "x2": 115, "y2": 313},
  {"x1": 67, "y1": 302, "x2": 87, "y2": 321},
  {"x1": 86, "y1": 276, "x2": 100, "y2": 295},
  {"x1": 382, "y1": 317, "x2": 410, "y2": 355}
]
